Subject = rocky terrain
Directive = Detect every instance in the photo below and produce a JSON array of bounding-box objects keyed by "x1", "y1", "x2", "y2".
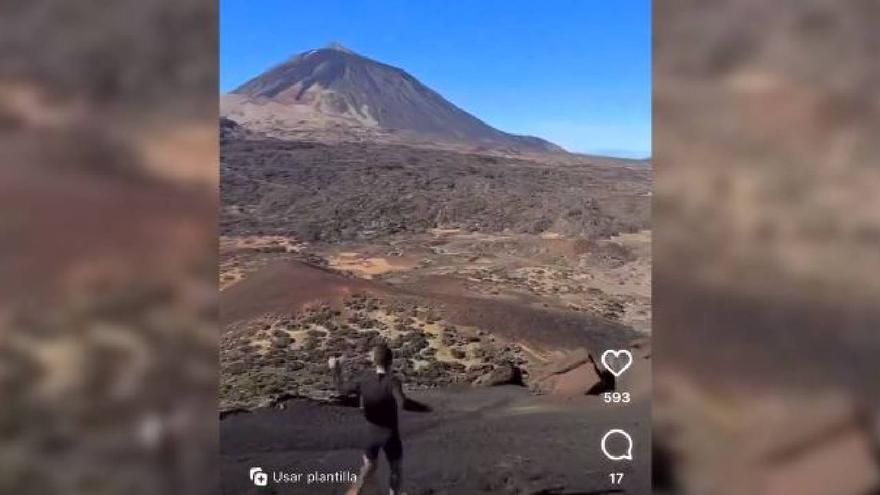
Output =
[
  {"x1": 221, "y1": 137, "x2": 649, "y2": 243},
  {"x1": 220, "y1": 144, "x2": 650, "y2": 410},
  {"x1": 221, "y1": 294, "x2": 531, "y2": 410},
  {"x1": 218, "y1": 136, "x2": 652, "y2": 492},
  {"x1": 220, "y1": 44, "x2": 651, "y2": 494}
]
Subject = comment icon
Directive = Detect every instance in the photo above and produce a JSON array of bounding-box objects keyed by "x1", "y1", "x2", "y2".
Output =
[{"x1": 600, "y1": 429, "x2": 633, "y2": 461}]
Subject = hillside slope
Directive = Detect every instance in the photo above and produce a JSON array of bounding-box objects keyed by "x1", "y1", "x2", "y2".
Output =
[{"x1": 223, "y1": 44, "x2": 562, "y2": 152}]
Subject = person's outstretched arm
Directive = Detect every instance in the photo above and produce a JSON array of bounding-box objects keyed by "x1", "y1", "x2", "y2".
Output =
[
  {"x1": 329, "y1": 357, "x2": 359, "y2": 396},
  {"x1": 394, "y1": 377, "x2": 431, "y2": 412}
]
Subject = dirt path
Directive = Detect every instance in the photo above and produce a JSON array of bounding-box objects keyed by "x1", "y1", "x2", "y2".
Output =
[{"x1": 220, "y1": 386, "x2": 650, "y2": 494}]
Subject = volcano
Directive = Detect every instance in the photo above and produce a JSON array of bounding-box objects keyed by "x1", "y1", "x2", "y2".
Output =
[{"x1": 222, "y1": 43, "x2": 562, "y2": 152}]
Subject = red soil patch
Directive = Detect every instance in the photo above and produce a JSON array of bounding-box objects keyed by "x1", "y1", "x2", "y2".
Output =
[
  {"x1": 220, "y1": 260, "x2": 387, "y2": 326},
  {"x1": 436, "y1": 292, "x2": 636, "y2": 352},
  {"x1": 221, "y1": 264, "x2": 638, "y2": 353},
  {"x1": 395, "y1": 275, "x2": 638, "y2": 352}
]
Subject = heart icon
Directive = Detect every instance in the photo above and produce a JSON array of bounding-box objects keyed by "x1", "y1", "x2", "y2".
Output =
[{"x1": 600, "y1": 350, "x2": 633, "y2": 377}]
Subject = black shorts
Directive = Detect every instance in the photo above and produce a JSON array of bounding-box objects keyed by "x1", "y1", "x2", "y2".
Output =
[{"x1": 364, "y1": 425, "x2": 402, "y2": 462}]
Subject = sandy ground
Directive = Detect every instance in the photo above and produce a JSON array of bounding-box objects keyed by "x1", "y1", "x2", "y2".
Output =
[{"x1": 328, "y1": 252, "x2": 419, "y2": 279}]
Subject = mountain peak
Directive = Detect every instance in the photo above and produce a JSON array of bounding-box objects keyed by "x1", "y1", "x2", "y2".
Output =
[
  {"x1": 324, "y1": 41, "x2": 354, "y2": 54},
  {"x1": 227, "y1": 47, "x2": 563, "y2": 153}
]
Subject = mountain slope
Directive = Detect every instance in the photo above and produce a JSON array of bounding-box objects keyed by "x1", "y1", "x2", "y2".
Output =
[{"x1": 224, "y1": 44, "x2": 563, "y2": 152}]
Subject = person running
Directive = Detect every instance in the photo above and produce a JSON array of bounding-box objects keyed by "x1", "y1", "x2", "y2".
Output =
[{"x1": 329, "y1": 343, "x2": 406, "y2": 495}]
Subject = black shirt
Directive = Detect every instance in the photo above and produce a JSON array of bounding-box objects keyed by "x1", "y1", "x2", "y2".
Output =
[{"x1": 343, "y1": 371, "x2": 400, "y2": 431}]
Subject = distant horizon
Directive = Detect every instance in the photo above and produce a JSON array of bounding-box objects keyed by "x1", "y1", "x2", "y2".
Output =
[{"x1": 221, "y1": 0, "x2": 651, "y2": 157}]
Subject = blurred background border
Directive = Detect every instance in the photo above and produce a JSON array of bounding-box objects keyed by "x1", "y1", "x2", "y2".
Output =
[
  {"x1": 1, "y1": 0, "x2": 879, "y2": 494},
  {"x1": 654, "y1": 1, "x2": 880, "y2": 494},
  {"x1": 0, "y1": 1, "x2": 218, "y2": 494}
]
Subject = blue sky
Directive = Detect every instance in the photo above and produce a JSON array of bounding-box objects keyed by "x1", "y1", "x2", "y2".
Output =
[{"x1": 221, "y1": 0, "x2": 651, "y2": 158}]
